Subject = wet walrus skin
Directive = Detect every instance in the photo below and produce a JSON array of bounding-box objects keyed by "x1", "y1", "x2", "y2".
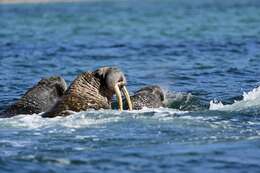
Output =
[
  {"x1": 41, "y1": 67, "x2": 132, "y2": 118},
  {"x1": 120, "y1": 85, "x2": 165, "y2": 110},
  {"x1": 0, "y1": 76, "x2": 67, "y2": 118}
]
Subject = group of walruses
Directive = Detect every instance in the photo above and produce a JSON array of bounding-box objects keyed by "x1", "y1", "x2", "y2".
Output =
[{"x1": 0, "y1": 67, "x2": 165, "y2": 118}]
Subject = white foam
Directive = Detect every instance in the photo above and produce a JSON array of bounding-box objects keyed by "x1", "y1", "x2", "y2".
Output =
[
  {"x1": 0, "y1": 108, "x2": 187, "y2": 130},
  {"x1": 209, "y1": 86, "x2": 260, "y2": 111}
]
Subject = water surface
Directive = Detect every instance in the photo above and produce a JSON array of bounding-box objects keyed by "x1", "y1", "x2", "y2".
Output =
[{"x1": 0, "y1": 0, "x2": 260, "y2": 172}]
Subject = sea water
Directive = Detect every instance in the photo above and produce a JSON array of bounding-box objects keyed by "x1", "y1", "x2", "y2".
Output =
[{"x1": 0, "y1": 0, "x2": 260, "y2": 172}]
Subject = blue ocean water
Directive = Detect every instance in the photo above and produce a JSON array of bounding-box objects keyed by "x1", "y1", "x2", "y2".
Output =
[{"x1": 1, "y1": 0, "x2": 260, "y2": 172}]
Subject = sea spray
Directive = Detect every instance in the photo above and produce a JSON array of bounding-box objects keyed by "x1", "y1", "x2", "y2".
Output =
[{"x1": 209, "y1": 86, "x2": 260, "y2": 111}]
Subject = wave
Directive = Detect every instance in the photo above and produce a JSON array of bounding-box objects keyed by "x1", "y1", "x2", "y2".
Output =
[
  {"x1": 164, "y1": 91, "x2": 207, "y2": 111},
  {"x1": 0, "y1": 108, "x2": 187, "y2": 130},
  {"x1": 2, "y1": 86, "x2": 260, "y2": 131},
  {"x1": 209, "y1": 86, "x2": 260, "y2": 112}
]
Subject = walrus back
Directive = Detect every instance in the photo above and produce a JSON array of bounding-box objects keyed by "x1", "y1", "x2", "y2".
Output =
[
  {"x1": 120, "y1": 85, "x2": 165, "y2": 110},
  {"x1": 0, "y1": 76, "x2": 67, "y2": 118}
]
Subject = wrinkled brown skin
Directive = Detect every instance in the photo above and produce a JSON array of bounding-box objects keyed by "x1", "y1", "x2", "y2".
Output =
[
  {"x1": 125, "y1": 85, "x2": 165, "y2": 110},
  {"x1": 41, "y1": 67, "x2": 126, "y2": 118},
  {"x1": 0, "y1": 76, "x2": 67, "y2": 118}
]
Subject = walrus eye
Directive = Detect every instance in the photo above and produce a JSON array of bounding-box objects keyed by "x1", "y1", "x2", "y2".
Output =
[{"x1": 114, "y1": 81, "x2": 132, "y2": 111}]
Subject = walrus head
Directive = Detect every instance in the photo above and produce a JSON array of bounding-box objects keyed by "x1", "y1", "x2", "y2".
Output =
[
  {"x1": 135, "y1": 85, "x2": 164, "y2": 101},
  {"x1": 19, "y1": 76, "x2": 68, "y2": 112},
  {"x1": 37, "y1": 76, "x2": 67, "y2": 97},
  {"x1": 95, "y1": 67, "x2": 132, "y2": 111}
]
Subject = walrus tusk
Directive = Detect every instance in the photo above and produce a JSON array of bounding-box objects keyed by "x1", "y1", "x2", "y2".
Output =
[
  {"x1": 122, "y1": 86, "x2": 132, "y2": 111},
  {"x1": 114, "y1": 84, "x2": 123, "y2": 111}
]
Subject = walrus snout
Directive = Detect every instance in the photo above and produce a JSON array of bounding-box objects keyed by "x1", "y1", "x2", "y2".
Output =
[{"x1": 95, "y1": 67, "x2": 132, "y2": 111}]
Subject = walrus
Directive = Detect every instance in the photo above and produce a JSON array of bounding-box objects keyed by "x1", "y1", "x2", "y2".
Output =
[
  {"x1": 114, "y1": 85, "x2": 165, "y2": 110},
  {"x1": 122, "y1": 86, "x2": 206, "y2": 111},
  {"x1": 41, "y1": 67, "x2": 132, "y2": 118},
  {"x1": 0, "y1": 76, "x2": 67, "y2": 118}
]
